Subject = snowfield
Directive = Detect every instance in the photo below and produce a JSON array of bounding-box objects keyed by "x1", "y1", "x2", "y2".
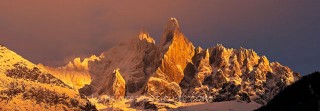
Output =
[{"x1": 172, "y1": 101, "x2": 261, "y2": 111}]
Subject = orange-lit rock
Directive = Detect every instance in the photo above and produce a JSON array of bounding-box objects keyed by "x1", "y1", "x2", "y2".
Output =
[
  {"x1": 146, "y1": 17, "x2": 195, "y2": 98},
  {"x1": 37, "y1": 55, "x2": 100, "y2": 90},
  {"x1": 110, "y1": 68, "x2": 126, "y2": 99}
]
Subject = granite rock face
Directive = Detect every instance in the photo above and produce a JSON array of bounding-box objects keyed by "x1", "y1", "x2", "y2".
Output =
[{"x1": 146, "y1": 18, "x2": 195, "y2": 98}]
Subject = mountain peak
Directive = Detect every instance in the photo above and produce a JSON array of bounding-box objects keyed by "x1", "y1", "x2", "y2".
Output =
[
  {"x1": 169, "y1": 17, "x2": 179, "y2": 27},
  {"x1": 138, "y1": 31, "x2": 155, "y2": 44},
  {"x1": 0, "y1": 45, "x2": 39, "y2": 73},
  {"x1": 165, "y1": 17, "x2": 180, "y2": 32},
  {"x1": 160, "y1": 17, "x2": 186, "y2": 47}
]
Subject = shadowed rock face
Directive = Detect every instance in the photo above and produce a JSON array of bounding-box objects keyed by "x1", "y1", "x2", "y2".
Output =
[
  {"x1": 81, "y1": 68, "x2": 126, "y2": 99},
  {"x1": 79, "y1": 31, "x2": 159, "y2": 96},
  {"x1": 50, "y1": 18, "x2": 300, "y2": 105}
]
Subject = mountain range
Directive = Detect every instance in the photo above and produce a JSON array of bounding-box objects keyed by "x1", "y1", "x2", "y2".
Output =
[{"x1": 0, "y1": 18, "x2": 303, "y2": 110}]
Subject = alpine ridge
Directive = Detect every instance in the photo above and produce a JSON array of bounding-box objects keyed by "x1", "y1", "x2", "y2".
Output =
[{"x1": 38, "y1": 55, "x2": 100, "y2": 90}]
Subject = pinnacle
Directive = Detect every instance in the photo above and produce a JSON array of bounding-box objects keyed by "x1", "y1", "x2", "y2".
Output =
[
  {"x1": 165, "y1": 17, "x2": 180, "y2": 32},
  {"x1": 170, "y1": 17, "x2": 179, "y2": 25},
  {"x1": 160, "y1": 17, "x2": 182, "y2": 46},
  {"x1": 138, "y1": 31, "x2": 155, "y2": 44}
]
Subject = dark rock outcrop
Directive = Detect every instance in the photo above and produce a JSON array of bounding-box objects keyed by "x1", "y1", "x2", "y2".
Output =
[{"x1": 256, "y1": 72, "x2": 320, "y2": 111}]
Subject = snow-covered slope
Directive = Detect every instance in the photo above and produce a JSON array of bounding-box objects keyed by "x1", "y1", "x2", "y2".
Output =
[
  {"x1": 0, "y1": 45, "x2": 41, "y2": 73},
  {"x1": 0, "y1": 45, "x2": 96, "y2": 110},
  {"x1": 173, "y1": 101, "x2": 261, "y2": 111}
]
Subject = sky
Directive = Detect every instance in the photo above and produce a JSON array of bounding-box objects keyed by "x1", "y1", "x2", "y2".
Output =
[{"x1": 0, "y1": 0, "x2": 319, "y2": 75}]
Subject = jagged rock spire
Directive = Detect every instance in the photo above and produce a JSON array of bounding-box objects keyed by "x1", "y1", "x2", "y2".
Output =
[
  {"x1": 146, "y1": 17, "x2": 195, "y2": 98},
  {"x1": 165, "y1": 17, "x2": 180, "y2": 32},
  {"x1": 111, "y1": 68, "x2": 126, "y2": 99}
]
